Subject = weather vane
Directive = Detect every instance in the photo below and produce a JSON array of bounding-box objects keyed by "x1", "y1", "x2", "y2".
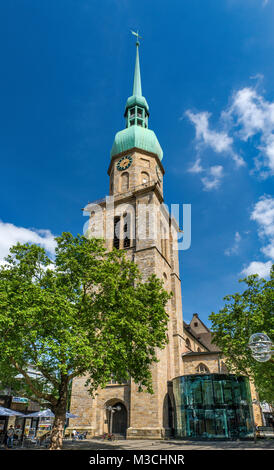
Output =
[{"x1": 131, "y1": 30, "x2": 142, "y2": 46}]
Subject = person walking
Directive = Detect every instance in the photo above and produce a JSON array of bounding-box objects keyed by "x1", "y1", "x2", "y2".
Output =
[
  {"x1": 6, "y1": 425, "x2": 15, "y2": 449},
  {"x1": 14, "y1": 425, "x2": 22, "y2": 445},
  {"x1": 3, "y1": 429, "x2": 8, "y2": 449}
]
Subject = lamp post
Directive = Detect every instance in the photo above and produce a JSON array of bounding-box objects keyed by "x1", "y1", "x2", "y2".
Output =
[
  {"x1": 105, "y1": 405, "x2": 121, "y2": 435},
  {"x1": 247, "y1": 333, "x2": 273, "y2": 442}
]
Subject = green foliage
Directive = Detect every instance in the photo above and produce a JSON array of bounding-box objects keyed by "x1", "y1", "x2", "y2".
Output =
[
  {"x1": 209, "y1": 265, "x2": 274, "y2": 404},
  {"x1": 0, "y1": 233, "x2": 170, "y2": 410}
]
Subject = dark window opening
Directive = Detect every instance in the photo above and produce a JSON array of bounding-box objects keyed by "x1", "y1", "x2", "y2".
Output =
[
  {"x1": 123, "y1": 215, "x2": 130, "y2": 248},
  {"x1": 113, "y1": 217, "x2": 120, "y2": 249},
  {"x1": 124, "y1": 237, "x2": 130, "y2": 248},
  {"x1": 186, "y1": 338, "x2": 192, "y2": 350},
  {"x1": 196, "y1": 363, "x2": 210, "y2": 374}
]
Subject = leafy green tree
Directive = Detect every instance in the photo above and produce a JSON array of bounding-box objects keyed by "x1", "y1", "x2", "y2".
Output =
[
  {"x1": 209, "y1": 266, "x2": 274, "y2": 404},
  {"x1": 0, "y1": 233, "x2": 170, "y2": 449}
]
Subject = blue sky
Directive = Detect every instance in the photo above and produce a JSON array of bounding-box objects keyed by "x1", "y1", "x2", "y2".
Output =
[{"x1": 0, "y1": 0, "x2": 273, "y2": 327}]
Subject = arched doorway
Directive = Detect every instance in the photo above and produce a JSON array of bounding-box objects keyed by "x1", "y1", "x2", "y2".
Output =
[
  {"x1": 163, "y1": 393, "x2": 174, "y2": 437},
  {"x1": 106, "y1": 401, "x2": 128, "y2": 437}
]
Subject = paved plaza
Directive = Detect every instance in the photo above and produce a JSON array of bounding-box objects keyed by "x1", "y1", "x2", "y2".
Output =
[
  {"x1": 1, "y1": 438, "x2": 273, "y2": 451},
  {"x1": 60, "y1": 438, "x2": 274, "y2": 451}
]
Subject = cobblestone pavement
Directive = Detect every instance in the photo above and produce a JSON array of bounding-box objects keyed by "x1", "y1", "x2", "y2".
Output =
[{"x1": 60, "y1": 438, "x2": 274, "y2": 451}]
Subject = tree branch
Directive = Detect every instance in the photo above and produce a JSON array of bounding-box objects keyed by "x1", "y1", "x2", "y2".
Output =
[
  {"x1": 30, "y1": 342, "x2": 60, "y2": 389},
  {"x1": 10, "y1": 359, "x2": 58, "y2": 406}
]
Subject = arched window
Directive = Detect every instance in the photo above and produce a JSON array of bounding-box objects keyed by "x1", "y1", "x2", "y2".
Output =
[
  {"x1": 185, "y1": 338, "x2": 192, "y2": 350},
  {"x1": 121, "y1": 172, "x2": 129, "y2": 192},
  {"x1": 141, "y1": 171, "x2": 150, "y2": 185},
  {"x1": 113, "y1": 216, "x2": 121, "y2": 249},
  {"x1": 123, "y1": 212, "x2": 131, "y2": 248},
  {"x1": 196, "y1": 363, "x2": 209, "y2": 374},
  {"x1": 160, "y1": 222, "x2": 168, "y2": 259}
]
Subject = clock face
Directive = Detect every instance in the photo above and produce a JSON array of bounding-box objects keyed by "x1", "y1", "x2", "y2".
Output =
[
  {"x1": 156, "y1": 165, "x2": 162, "y2": 182},
  {"x1": 116, "y1": 155, "x2": 133, "y2": 171}
]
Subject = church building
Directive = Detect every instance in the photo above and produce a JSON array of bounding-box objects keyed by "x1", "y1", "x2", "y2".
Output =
[{"x1": 69, "y1": 39, "x2": 262, "y2": 440}]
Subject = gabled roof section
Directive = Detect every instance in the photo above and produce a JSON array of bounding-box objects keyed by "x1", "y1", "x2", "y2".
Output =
[{"x1": 184, "y1": 314, "x2": 221, "y2": 353}]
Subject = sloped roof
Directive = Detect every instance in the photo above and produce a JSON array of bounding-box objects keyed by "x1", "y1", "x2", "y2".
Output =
[
  {"x1": 183, "y1": 317, "x2": 221, "y2": 352},
  {"x1": 196, "y1": 332, "x2": 221, "y2": 352}
]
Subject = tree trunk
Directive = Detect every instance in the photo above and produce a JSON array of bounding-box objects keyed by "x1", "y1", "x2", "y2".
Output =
[
  {"x1": 49, "y1": 377, "x2": 68, "y2": 450},
  {"x1": 49, "y1": 410, "x2": 66, "y2": 450}
]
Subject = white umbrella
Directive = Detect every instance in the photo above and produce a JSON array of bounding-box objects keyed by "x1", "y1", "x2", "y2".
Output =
[
  {"x1": 66, "y1": 412, "x2": 79, "y2": 418},
  {"x1": 23, "y1": 409, "x2": 54, "y2": 418},
  {"x1": 0, "y1": 406, "x2": 25, "y2": 416},
  {"x1": 23, "y1": 409, "x2": 79, "y2": 418}
]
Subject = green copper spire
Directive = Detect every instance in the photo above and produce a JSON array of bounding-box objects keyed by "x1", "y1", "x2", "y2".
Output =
[
  {"x1": 124, "y1": 35, "x2": 149, "y2": 116},
  {"x1": 132, "y1": 41, "x2": 142, "y2": 97},
  {"x1": 110, "y1": 33, "x2": 163, "y2": 161}
]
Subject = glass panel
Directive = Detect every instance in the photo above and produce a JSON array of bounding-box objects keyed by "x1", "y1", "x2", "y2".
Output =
[
  {"x1": 243, "y1": 407, "x2": 253, "y2": 436},
  {"x1": 226, "y1": 409, "x2": 238, "y2": 438},
  {"x1": 214, "y1": 380, "x2": 224, "y2": 404},
  {"x1": 173, "y1": 374, "x2": 253, "y2": 439},
  {"x1": 205, "y1": 410, "x2": 216, "y2": 438},
  {"x1": 223, "y1": 380, "x2": 233, "y2": 405},
  {"x1": 186, "y1": 409, "x2": 194, "y2": 437},
  {"x1": 235, "y1": 408, "x2": 246, "y2": 437},
  {"x1": 192, "y1": 379, "x2": 203, "y2": 405},
  {"x1": 239, "y1": 378, "x2": 248, "y2": 402},
  {"x1": 202, "y1": 379, "x2": 214, "y2": 406},
  {"x1": 195, "y1": 410, "x2": 206, "y2": 437},
  {"x1": 232, "y1": 380, "x2": 241, "y2": 404},
  {"x1": 215, "y1": 409, "x2": 228, "y2": 437}
]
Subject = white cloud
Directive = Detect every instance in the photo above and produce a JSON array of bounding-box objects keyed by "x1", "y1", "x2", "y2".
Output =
[
  {"x1": 186, "y1": 110, "x2": 245, "y2": 169},
  {"x1": 224, "y1": 86, "x2": 274, "y2": 174},
  {"x1": 241, "y1": 260, "x2": 272, "y2": 278},
  {"x1": 261, "y1": 243, "x2": 274, "y2": 259},
  {"x1": 225, "y1": 231, "x2": 242, "y2": 256},
  {"x1": 201, "y1": 165, "x2": 224, "y2": 191},
  {"x1": 186, "y1": 81, "x2": 274, "y2": 187},
  {"x1": 188, "y1": 158, "x2": 204, "y2": 174},
  {"x1": 186, "y1": 110, "x2": 233, "y2": 153},
  {"x1": 187, "y1": 158, "x2": 225, "y2": 191},
  {"x1": 0, "y1": 221, "x2": 57, "y2": 264},
  {"x1": 250, "y1": 195, "x2": 274, "y2": 239},
  {"x1": 241, "y1": 195, "x2": 274, "y2": 278}
]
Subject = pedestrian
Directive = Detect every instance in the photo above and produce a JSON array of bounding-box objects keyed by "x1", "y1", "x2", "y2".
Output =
[
  {"x1": 3, "y1": 429, "x2": 8, "y2": 449},
  {"x1": 14, "y1": 425, "x2": 22, "y2": 444},
  {"x1": 72, "y1": 429, "x2": 77, "y2": 440},
  {"x1": 6, "y1": 425, "x2": 15, "y2": 449}
]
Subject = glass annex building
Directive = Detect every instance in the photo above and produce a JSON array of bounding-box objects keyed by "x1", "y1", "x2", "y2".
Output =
[{"x1": 173, "y1": 374, "x2": 254, "y2": 439}]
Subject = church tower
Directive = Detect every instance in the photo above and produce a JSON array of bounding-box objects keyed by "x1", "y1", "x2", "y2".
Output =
[{"x1": 70, "y1": 38, "x2": 185, "y2": 439}]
